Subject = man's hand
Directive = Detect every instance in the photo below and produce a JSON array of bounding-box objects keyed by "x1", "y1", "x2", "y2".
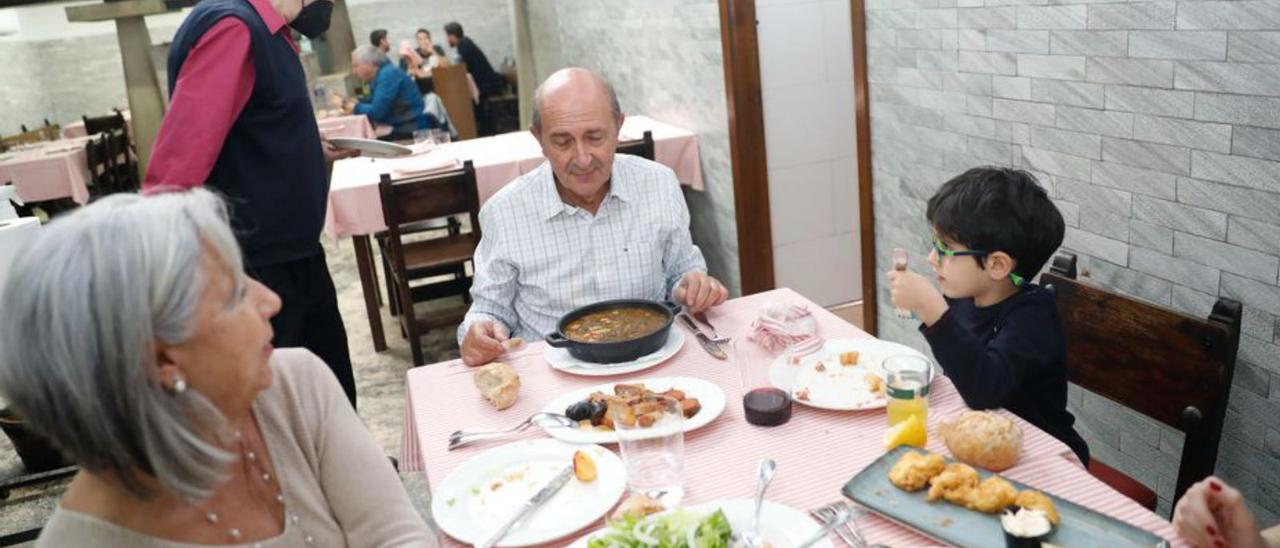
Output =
[
  {"x1": 887, "y1": 269, "x2": 948, "y2": 326},
  {"x1": 674, "y1": 271, "x2": 728, "y2": 314},
  {"x1": 321, "y1": 138, "x2": 360, "y2": 163},
  {"x1": 461, "y1": 320, "x2": 509, "y2": 366}
]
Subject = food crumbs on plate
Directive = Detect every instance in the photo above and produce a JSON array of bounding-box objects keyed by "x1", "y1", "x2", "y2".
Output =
[
  {"x1": 840, "y1": 351, "x2": 860, "y2": 366},
  {"x1": 469, "y1": 487, "x2": 480, "y2": 495},
  {"x1": 939, "y1": 517, "x2": 953, "y2": 527},
  {"x1": 446, "y1": 498, "x2": 456, "y2": 507},
  {"x1": 814, "y1": 361, "x2": 827, "y2": 372},
  {"x1": 795, "y1": 388, "x2": 811, "y2": 402},
  {"x1": 490, "y1": 481, "x2": 504, "y2": 491}
]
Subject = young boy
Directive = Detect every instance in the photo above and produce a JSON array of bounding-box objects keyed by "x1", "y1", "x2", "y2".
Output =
[{"x1": 888, "y1": 167, "x2": 1089, "y2": 465}]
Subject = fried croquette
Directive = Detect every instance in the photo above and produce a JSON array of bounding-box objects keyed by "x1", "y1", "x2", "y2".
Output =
[
  {"x1": 1015, "y1": 490, "x2": 1060, "y2": 525},
  {"x1": 965, "y1": 476, "x2": 1018, "y2": 513},
  {"x1": 927, "y1": 463, "x2": 980, "y2": 503},
  {"x1": 888, "y1": 451, "x2": 946, "y2": 492}
]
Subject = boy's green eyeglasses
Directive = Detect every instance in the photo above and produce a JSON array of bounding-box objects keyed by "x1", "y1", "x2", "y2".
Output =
[{"x1": 930, "y1": 235, "x2": 1025, "y2": 286}]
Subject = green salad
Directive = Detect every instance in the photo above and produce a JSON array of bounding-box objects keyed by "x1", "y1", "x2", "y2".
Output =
[{"x1": 586, "y1": 509, "x2": 733, "y2": 548}]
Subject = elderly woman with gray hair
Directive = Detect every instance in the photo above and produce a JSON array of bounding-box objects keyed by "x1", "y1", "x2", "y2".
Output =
[{"x1": 0, "y1": 190, "x2": 435, "y2": 546}]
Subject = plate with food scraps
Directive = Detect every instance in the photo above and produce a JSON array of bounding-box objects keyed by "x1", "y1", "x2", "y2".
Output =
[
  {"x1": 540, "y1": 376, "x2": 726, "y2": 445},
  {"x1": 431, "y1": 438, "x2": 627, "y2": 547},
  {"x1": 768, "y1": 338, "x2": 933, "y2": 411},
  {"x1": 326, "y1": 137, "x2": 413, "y2": 158},
  {"x1": 566, "y1": 498, "x2": 833, "y2": 548},
  {"x1": 544, "y1": 327, "x2": 685, "y2": 377},
  {"x1": 842, "y1": 446, "x2": 1169, "y2": 547}
]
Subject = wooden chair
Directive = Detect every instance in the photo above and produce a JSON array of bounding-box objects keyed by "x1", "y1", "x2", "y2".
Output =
[
  {"x1": 1042, "y1": 252, "x2": 1242, "y2": 510},
  {"x1": 0, "y1": 128, "x2": 47, "y2": 149},
  {"x1": 617, "y1": 130, "x2": 656, "y2": 161},
  {"x1": 378, "y1": 161, "x2": 481, "y2": 365},
  {"x1": 39, "y1": 119, "x2": 60, "y2": 142},
  {"x1": 432, "y1": 64, "x2": 477, "y2": 140},
  {"x1": 106, "y1": 129, "x2": 138, "y2": 194},
  {"x1": 85, "y1": 134, "x2": 115, "y2": 195},
  {"x1": 82, "y1": 110, "x2": 126, "y2": 136}
]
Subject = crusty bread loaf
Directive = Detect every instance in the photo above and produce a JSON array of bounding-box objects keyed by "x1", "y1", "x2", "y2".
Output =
[
  {"x1": 473, "y1": 362, "x2": 520, "y2": 410},
  {"x1": 939, "y1": 410, "x2": 1023, "y2": 472}
]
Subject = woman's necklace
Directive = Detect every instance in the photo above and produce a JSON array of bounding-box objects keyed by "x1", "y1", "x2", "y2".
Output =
[{"x1": 193, "y1": 430, "x2": 315, "y2": 546}]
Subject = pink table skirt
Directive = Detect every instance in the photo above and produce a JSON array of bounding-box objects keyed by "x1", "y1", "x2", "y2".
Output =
[
  {"x1": 0, "y1": 138, "x2": 93, "y2": 204},
  {"x1": 323, "y1": 114, "x2": 706, "y2": 238},
  {"x1": 317, "y1": 114, "x2": 377, "y2": 140},
  {"x1": 400, "y1": 288, "x2": 1180, "y2": 547}
]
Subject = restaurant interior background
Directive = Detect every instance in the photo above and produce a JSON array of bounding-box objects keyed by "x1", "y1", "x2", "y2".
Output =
[{"x1": 1, "y1": 0, "x2": 1279, "y2": 534}]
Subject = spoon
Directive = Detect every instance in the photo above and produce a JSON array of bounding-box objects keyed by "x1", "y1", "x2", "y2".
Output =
[{"x1": 734, "y1": 458, "x2": 777, "y2": 548}]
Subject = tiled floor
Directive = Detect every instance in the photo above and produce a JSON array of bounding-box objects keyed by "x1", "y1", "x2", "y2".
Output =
[{"x1": 0, "y1": 238, "x2": 460, "y2": 542}]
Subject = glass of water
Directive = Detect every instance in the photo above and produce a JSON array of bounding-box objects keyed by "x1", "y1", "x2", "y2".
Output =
[
  {"x1": 413, "y1": 129, "x2": 435, "y2": 145},
  {"x1": 432, "y1": 129, "x2": 452, "y2": 144},
  {"x1": 611, "y1": 396, "x2": 685, "y2": 509}
]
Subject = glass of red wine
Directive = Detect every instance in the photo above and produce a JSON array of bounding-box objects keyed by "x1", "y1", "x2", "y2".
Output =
[{"x1": 732, "y1": 325, "x2": 793, "y2": 427}]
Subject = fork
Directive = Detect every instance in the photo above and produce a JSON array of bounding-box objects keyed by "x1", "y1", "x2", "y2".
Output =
[
  {"x1": 447, "y1": 412, "x2": 576, "y2": 450},
  {"x1": 810, "y1": 501, "x2": 885, "y2": 548},
  {"x1": 692, "y1": 311, "x2": 731, "y2": 344}
]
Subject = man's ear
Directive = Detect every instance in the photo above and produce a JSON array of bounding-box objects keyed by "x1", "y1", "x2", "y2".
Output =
[
  {"x1": 985, "y1": 251, "x2": 1016, "y2": 282},
  {"x1": 529, "y1": 123, "x2": 541, "y2": 142}
]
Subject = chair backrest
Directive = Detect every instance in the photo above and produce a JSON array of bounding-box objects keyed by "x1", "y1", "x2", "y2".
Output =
[
  {"x1": 432, "y1": 64, "x2": 477, "y2": 140},
  {"x1": 1042, "y1": 252, "x2": 1242, "y2": 505},
  {"x1": 617, "y1": 130, "x2": 655, "y2": 161},
  {"x1": 82, "y1": 110, "x2": 126, "y2": 136},
  {"x1": 105, "y1": 130, "x2": 138, "y2": 193},
  {"x1": 377, "y1": 160, "x2": 479, "y2": 266},
  {"x1": 85, "y1": 134, "x2": 115, "y2": 194}
]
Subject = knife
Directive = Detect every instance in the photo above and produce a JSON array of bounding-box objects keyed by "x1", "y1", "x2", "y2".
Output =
[
  {"x1": 477, "y1": 464, "x2": 575, "y2": 548},
  {"x1": 679, "y1": 313, "x2": 727, "y2": 360}
]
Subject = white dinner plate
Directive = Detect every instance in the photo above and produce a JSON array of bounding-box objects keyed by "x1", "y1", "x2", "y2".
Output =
[
  {"x1": 544, "y1": 327, "x2": 685, "y2": 377},
  {"x1": 567, "y1": 498, "x2": 834, "y2": 547},
  {"x1": 431, "y1": 439, "x2": 627, "y2": 547},
  {"x1": 327, "y1": 137, "x2": 413, "y2": 158},
  {"x1": 539, "y1": 376, "x2": 727, "y2": 444},
  {"x1": 769, "y1": 338, "x2": 934, "y2": 411}
]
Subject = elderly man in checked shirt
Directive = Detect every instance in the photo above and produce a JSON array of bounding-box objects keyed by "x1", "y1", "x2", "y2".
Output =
[{"x1": 458, "y1": 68, "x2": 728, "y2": 366}]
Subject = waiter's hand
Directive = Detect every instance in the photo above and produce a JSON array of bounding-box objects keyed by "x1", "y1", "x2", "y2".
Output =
[{"x1": 321, "y1": 138, "x2": 359, "y2": 163}]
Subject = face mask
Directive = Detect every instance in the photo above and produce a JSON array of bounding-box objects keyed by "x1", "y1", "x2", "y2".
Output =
[{"x1": 290, "y1": 0, "x2": 332, "y2": 39}]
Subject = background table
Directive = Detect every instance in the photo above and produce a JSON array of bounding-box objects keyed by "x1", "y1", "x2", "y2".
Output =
[
  {"x1": 60, "y1": 111, "x2": 133, "y2": 140},
  {"x1": 317, "y1": 114, "x2": 377, "y2": 140},
  {"x1": 326, "y1": 114, "x2": 707, "y2": 352},
  {"x1": 401, "y1": 288, "x2": 1182, "y2": 547},
  {"x1": 0, "y1": 138, "x2": 93, "y2": 205}
]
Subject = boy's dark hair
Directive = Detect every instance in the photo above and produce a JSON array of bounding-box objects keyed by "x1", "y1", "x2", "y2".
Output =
[
  {"x1": 926, "y1": 167, "x2": 1064, "y2": 281},
  {"x1": 416, "y1": 28, "x2": 431, "y2": 38},
  {"x1": 444, "y1": 22, "x2": 463, "y2": 38},
  {"x1": 370, "y1": 29, "x2": 388, "y2": 47}
]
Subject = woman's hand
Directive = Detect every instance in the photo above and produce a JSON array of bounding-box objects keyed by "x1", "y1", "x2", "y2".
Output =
[
  {"x1": 886, "y1": 269, "x2": 947, "y2": 326},
  {"x1": 1174, "y1": 476, "x2": 1267, "y2": 548}
]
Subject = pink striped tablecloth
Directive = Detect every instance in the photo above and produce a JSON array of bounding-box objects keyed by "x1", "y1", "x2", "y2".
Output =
[
  {"x1": 0, "y1": 137, "x2": 93, "y2": 204},
  {"x1": 316, "y1": 113, "x2": 377, "y2": 140},
  {"x1": 401, "y1": 288, "x2": 1181, "y2": 547},
  {"x1": 323, "y1": 114, "x2": 705, "y2": 238}
]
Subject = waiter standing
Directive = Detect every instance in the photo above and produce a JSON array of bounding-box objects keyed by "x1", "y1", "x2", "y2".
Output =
[{"x1": 144, "y1": 0, "x2": 359, "y2": 407}]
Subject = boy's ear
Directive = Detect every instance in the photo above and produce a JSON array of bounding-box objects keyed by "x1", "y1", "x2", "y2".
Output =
[{"x1": 984, "y1": 251, "x2": 1016, "y2": 282}]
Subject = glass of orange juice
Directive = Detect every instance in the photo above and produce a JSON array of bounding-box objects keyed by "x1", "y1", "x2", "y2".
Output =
[{"x1": 885, "y1": 355, "x2": 932, "y2": 428}]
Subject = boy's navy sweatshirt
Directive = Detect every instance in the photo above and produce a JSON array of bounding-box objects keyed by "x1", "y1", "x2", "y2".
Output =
[{"x1": 920, "y1": 283, "x2": 1090, "y2": 466}]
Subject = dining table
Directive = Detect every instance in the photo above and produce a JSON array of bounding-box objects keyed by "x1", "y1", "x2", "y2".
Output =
[
  {"x1": 316, "y1": 113, "x2": 380, "y2": 140},
  {"x1": 59, "y1": 110, "x2": 133, "y2": 140},
  {"x1": 326, "y1": 114, "x2": 706, "y2": 352},
  {"x1": 0, "y1": 137, "x2": 95, "y2": 205},
  {"x1": 400, "y1": 288, "x2": 1185, "y2": 547}
]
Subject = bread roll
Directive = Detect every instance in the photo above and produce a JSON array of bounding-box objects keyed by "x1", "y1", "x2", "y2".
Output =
[
  {"x1": 473, "y1": 362, "x2": 520, "y2": 410},
  {"x1": 939, "y1": 410, "x2": 1023, "y2": 472}
]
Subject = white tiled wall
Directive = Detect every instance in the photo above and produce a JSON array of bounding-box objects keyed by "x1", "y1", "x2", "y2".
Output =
[{"x1": 758, "y1": 0, "x2": 862, "y2": 307}]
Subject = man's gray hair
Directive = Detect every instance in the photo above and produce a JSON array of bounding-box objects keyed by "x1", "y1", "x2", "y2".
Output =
[
  {"x1": 352, "y1": 44, "x2": 387, "y2": 67},
  {"x1": 530, "y1": 68, "x2": 622, "y2": 133},
  {"x1": 0, "y1": 189, "x2": 245, "y2": 500}
]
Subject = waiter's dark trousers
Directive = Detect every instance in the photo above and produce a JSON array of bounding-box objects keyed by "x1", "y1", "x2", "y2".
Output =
[{"x1": 251, "y1": 252, "x2": 357, "y2": 408}]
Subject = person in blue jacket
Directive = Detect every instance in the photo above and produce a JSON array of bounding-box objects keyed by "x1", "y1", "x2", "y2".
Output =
[{"x1": 344, "y1": 45, "x2": 435, "y2": 141}]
